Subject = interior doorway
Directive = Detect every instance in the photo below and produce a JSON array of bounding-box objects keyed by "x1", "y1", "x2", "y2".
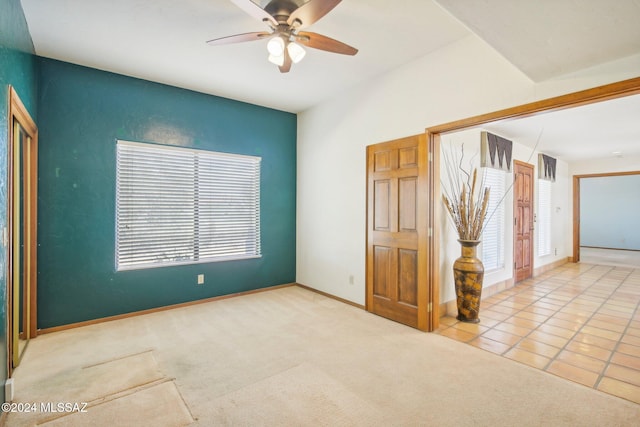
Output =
[
  {"x1": 572, "y1": 170, "x2": 640, "y2": 263},
  {"x1": 425, "y1": 77, "x2": 640, "y2": 328},
  {"x1": 7, "y1": 86, "x2": 38, "y2": 374}
]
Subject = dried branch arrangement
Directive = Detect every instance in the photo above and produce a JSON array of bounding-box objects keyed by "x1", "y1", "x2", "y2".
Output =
[{"x1": 441, "y1": 145, "x2": 490, "y2": 241}]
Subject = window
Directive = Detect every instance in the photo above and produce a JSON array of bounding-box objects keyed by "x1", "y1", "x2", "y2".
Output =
[
  {"x1": 537, "y1": 179, "x2": 552, "y2": 256},
  {"x1": 481, "y1": 168, "x2": 505, "y2": 270},
  {"x1": 116, "y1": 140, "x2": 261, "y2": 270}
]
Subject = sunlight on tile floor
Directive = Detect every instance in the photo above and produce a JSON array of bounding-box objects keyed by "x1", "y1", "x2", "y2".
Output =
[{"x1": 436, "y1": 262, "x2": 640, "y2": 405}]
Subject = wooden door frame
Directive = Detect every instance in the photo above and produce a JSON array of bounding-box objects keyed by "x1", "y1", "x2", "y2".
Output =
[
  {"x1": 572, "y1": 170, "x2": 640, "y2": 262},
  {"x1": 425, "y1": 77, "x2": 640, "y2": 329},
  {"x1": 7, "y1": 85, "x2": 38, "y2": 375}
]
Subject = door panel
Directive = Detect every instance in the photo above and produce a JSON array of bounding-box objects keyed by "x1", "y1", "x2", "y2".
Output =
[
  {"x1": 373, "y1": 246, "x2": 392, "y2": 298},
  {"x1": 366, "y1": 134, "x2": 429, "y2": 330},
  {"x1": 374, "y1": 180, "x2": 391, "y2": 230},
  {"x1": 399, "y1": 178, "x2": 417, "y2": 231},
  {"x1": 398, "y1": 249, "x2": 418, "y2": 306},
  {"x1": 514, "y1": 161, "x2": 534, "y2": 282}
]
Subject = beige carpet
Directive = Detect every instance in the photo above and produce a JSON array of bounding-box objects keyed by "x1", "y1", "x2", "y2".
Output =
[
  {"x1": 41, "y1": 381, "x2": 193, "y2": 427},
  {"x1": 6, "y1": 350, "x2": 192, "y2": 427},
  {"x1": 6, "y1": 286, "x2": 640, "y2": 426}
]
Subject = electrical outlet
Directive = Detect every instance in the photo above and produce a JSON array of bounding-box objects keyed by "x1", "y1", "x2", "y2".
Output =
[
  {"x1": 348, "y1": 275, "x2": 354, "y2": 285},
  {"x1": 197, "y1": 274, "x2": 205, "y2": 285}
]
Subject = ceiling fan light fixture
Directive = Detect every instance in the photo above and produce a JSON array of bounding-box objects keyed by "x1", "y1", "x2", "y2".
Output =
[
  {"x1": 268, "y1": 53, "x2": 285, "y2": 66},
  {"x1": 287, "y1": 42, "x2": 306, "y2": 63},
  {"x1": 267, "y1": 36, "x2": 285, "y2": 56}
]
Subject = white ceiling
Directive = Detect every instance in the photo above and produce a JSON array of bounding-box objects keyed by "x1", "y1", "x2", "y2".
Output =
[
  {"x1": 20, "y1": 0, "x2": 470, "y2": 113},
  {"x1": 19, "y1": 0, "x2": 640, "y2": 163},
  {"x1": 436, "y1": 0, "x2": 640, "y2": 82}
]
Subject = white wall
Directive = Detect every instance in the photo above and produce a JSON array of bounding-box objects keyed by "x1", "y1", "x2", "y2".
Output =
[
  {"x1": 570, "y1": 155, "x2": 640, "y2": 175},
  {"x1": 297, "y1": 34, "x2": 640, "y2": 306},
  {"x1": 580, "y1": 175, "x2": 640, "y2": 250}
]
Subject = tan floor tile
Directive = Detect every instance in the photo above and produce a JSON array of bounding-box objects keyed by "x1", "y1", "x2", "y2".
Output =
[
  {"x1": 528, "y1": 330, "x2": 569, "y2": 348},
  {"x1": 469, "y1": 336, "x2": 511, "y2": 355},
  {"x1": 481, "y1": 310, "x2": 511, "y2": 321},
  {"x1": 517, "y1": 338, "x2": 561, "y2": 359},
  {"x1": 600, "y1": 304, "x2": 635, "y2": 314},
  {"x1": 580, "y1": 325, "x2": 622, "y2": 341},
  {"x1": 482, "y1": 329, "x2": 522, "y2": 346},
  {"x1": 565, "y1": 341, "x2": 612, "y2": 362},
  {"x1": 524, "y1": 306, "x2": 557, "y2": 316},
  {"x1": 621, "y1": 334, "x2": 640, "y2": 347},
  {"x1": 597, "y1": 377, "x2": 640, "y2": 404},
  {"x1": 445, "y1": 261, "x2": 640, "y2": 403},
  {"x1": 605, "y1": 364, "x2": 640, "y2": 388},
  {"x1": 531, "y1": 301, "x2": 563, "y2": 311},
  {"x1": 591, "y1": 313, "x2": 630, "y2": 326},
  {"x1": 439, "y1": 316, "x2": 458, "y2": 327},
  {"x1": 586, "y1": 319, "x2": 627, "y2": 333},
  {"x1": 434, "y1": 325, "x2": 451, "y2": 333},
  {"x1": 536, "y1": 323, "x2": 577, "y2": 339},
  {"x1": 500, "y1": 301, "x2": 529, "y2": 310},
  {"x1": 547, "y1": 360, "x2": 599, "y2": 387},
  {"x1": 571, "y1": 332, "x2": 618, "y2": 350},
  {"x1": 452, "y1": 321, "x2": 488, "y2": 336},
  {"x1": 611, "y1": 352, "x2": 640, "y2": 370},
  {"x1": 551, "y1": 311, "x2": 590, "y2": 324},
  {"x1": 511, "y1": 295, "x2": 538, "y2": 304},
  {"x1": 505, "y1": 348, "x2": 550, "y2": 369},
  {"x1": 490, "y1": 305, "x2": 520, "y2": 315},
  {"x1": 493, "y1": 322, "x2": 532, "y2": 337},
  {"x1": 556, "y1": 350, "x2": 607, "y2": 373},
  {"x1": 626, "y1": 327, "x2": 640, "y2": 338},
  {"x1": 477, "y1": 316, "x2": 501, "y2": 328},
  {"x1": 606, "y1": 300, "x2": 637, "y2": 310},
  {"x1": 598, "y1": 308, "x2": 632, "y2": 318},
  {"x1": 545, "y1": 317, "x2": 582, "y2": 332},
  {"x1": 438, "y1": 326, "x2": 476, "y2": 343},
  {"x1": 514, "y1": 311, "x2": 550, "y2": 322},
  {"x1": 617, "y1": 343, "x2": 640, "y2": 358},
  {"x1": 504, "y1": 316, "x2": 539, "y2": 329},
  {"x1": 561, "y1": 306, "x2": 596, "y2": 317}
]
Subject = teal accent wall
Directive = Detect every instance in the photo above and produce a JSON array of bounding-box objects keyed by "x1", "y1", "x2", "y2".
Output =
[
  {"x1": 37, "y1": 59, "x2": 296, "y2": 328},
  {"x1": 1, "y1": 0, "x2": 38, "y2": 403}
]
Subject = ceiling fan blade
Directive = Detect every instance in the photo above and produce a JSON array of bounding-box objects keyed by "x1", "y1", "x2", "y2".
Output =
[
  {"x1": 296, "y1": 31, "x2": 358, "y2": 55},
  {"x1": 279, "y1": 49, "x2": 292, "y2": 73},
  {"x1": 230, "y1": 0, "x2": 277, "y2": 26},
  {"x1": 207, "y1": 31, "x2": 271, "y2": 46},
  {"x1": 288, "y1": 0, "x2": 342, "y2": 29}
]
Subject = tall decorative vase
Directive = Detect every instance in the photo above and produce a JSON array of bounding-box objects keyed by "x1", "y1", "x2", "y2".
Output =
[{"x1": 453, "y1": 240, "x2": 484, "y2": 323}]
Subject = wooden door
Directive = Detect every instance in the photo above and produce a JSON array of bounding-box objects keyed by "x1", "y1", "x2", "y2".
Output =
[
  {"x1": 366, "y1": 134, "x2": 429, "y2": 330},
  {"x1": 514, "y1": 160, "x2": 534, "y2": 282}
]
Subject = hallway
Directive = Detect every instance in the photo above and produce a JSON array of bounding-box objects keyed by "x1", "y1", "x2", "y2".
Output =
[{"x1": 437, "y1": 261, "x2": 640, "y2": 404}]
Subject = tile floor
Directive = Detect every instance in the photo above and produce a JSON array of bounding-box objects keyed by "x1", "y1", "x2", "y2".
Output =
[{"x1": 436, "y1": 261, "x2": 640, "y2": 405}]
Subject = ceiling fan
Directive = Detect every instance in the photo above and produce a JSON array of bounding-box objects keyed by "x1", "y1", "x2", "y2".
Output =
[{"x1": 207, "y1": 0, "x2": 358, "y2": 73}]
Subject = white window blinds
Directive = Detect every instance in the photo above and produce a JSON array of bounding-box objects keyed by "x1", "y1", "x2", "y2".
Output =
[
  {"x1": 116, "y1": 140, "x2": 261, "y2": 271},
  {"x1": 481, "y1": 168, "x2": 506, "y2": 271},
  {"x1": 538, "y1": 179, "x2": 552, "y2": 256}
]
